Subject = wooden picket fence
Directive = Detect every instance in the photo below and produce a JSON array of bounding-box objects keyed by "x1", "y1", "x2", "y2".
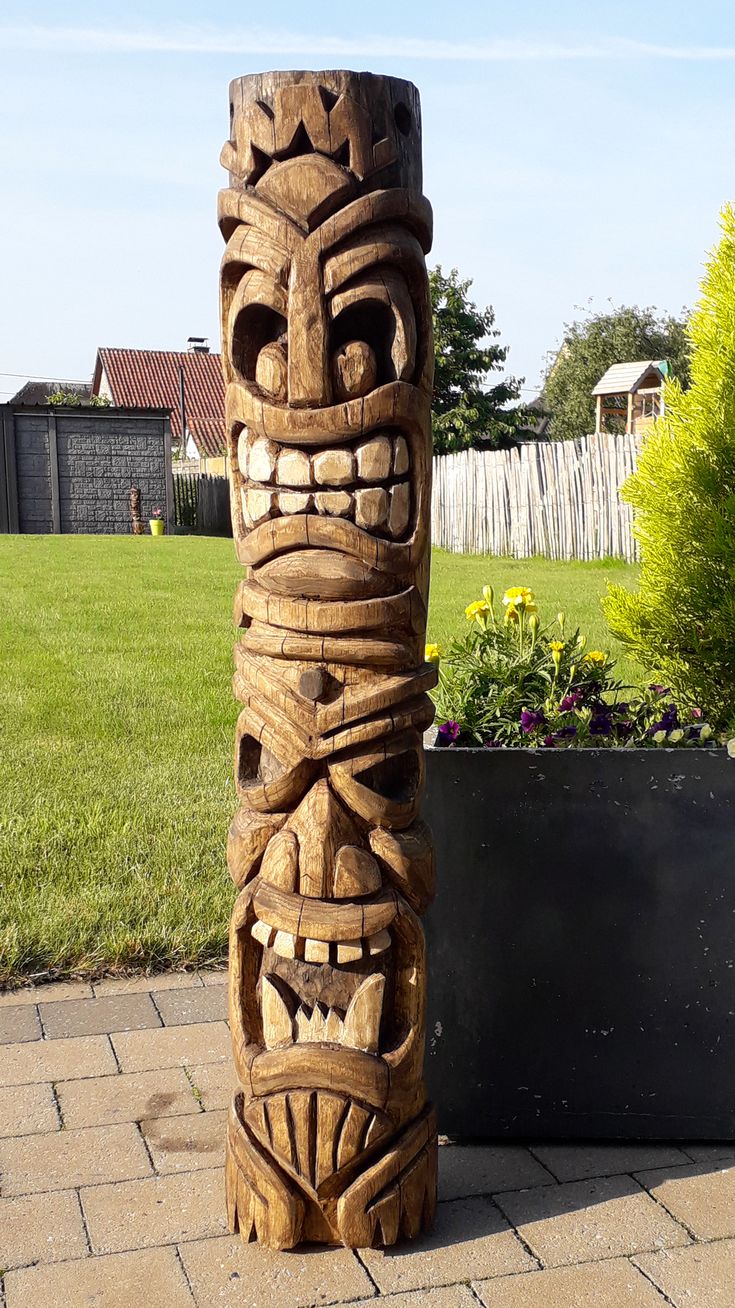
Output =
[
  {"x1": 431, "y1": 432, "x2": 642, "y2": 561},
  {"x1": 172, "y1": 471, "x2": 231, "y2": 536}
]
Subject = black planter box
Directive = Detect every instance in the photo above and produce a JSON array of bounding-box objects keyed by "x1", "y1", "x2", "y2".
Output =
[{"x1": 424, "y1": 747, "x2": 735, "y2": 1139}]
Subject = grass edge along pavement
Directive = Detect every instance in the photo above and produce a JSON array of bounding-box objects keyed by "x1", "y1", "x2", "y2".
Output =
[{"x1": 0, "y1": 535, "x2": 638, "y2": 986}]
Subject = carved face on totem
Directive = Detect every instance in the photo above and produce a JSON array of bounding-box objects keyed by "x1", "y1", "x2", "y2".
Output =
[{"x1": 220, "y1": 71, "x2": 437, "y2": 1249}]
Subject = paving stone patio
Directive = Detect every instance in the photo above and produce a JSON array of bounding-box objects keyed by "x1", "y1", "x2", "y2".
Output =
[{"x1": 1, "y1": 969, "x2": 734, "y2": 1307}]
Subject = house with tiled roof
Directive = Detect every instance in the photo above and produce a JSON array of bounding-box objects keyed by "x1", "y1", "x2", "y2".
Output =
[{"x1": 91, "y1": 343, "x2": 227, "y2": 472}]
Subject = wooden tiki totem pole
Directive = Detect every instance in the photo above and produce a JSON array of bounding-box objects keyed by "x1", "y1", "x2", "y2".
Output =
[{"x1": 219, "y1": 70, "x2": 437, "y2": 1250}]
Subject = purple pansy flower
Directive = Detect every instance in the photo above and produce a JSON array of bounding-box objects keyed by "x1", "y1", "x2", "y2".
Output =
[
  {"x1": 520, "y1": 709, "x2": 546, "y2": 733},
  {"x1": 559, "y1": 690, "x2": 584, "y2": 713},
  {"x1": 437, "y1": 720, "x2": 461, "y2": 745}
]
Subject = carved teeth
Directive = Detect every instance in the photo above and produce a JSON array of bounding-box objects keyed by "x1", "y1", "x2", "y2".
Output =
[
  {"x1": 356, "y1": 435, "x2": 392, "y2": 481},
  {"x1": 393, "y1": 436, "x2": 409, "y2": 476},
  {"x1": 276, "y1": 447, "x2": 312, "y2": 487},
  {"x1": 354, "y1": 487, "x2": 389, "y2": 530},
  {"x1": 251, "y1": 919, "x2": 273, "y2": 947},
  {"x1": 237, "y1": 428, "x2": 250, "y2": 478},
  {"x1": 313, "y1": 448, "x2": 355, "y2": 486},
  {"x1": 278, "y1": 490, "x2": 313, "y2": 515},
  {"x1": 335, "y1": 939, "x2": 364, "y2": 963},
  {"x1": 303, "y1": 937, "x2": 331, "y2": 963},
  {"x1": 367, "y1": 929, "x2": 391, "y2": 956},
  {"x1": 388, "y1": 481, "x2": 411, "y2": 537},
  {"x1": 251, "y1": 921, "x2": 391, "y2": 962},
  {"x1": 260, "y1": 974, "x2": 385, "y2": 1053},
  {"x1": 240, "y1": 431, "x2": 412, "y2": 537},
  {"x1": 315, "y1": 491, "x2": 353, "y2": 517},
  {"x1": 249, "y1": 437, "x2": 278, "y2": 482},
  {"x1": 241, "y1": 487, "x2": 276, "y2": 528}
]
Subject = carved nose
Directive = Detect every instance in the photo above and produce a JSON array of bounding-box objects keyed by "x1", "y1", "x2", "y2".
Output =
[
  {"x1": 287, "y1": 249, "x2": 331, "y2": 408},
  {"x1": 259, "y1": 779, "x2": 382, "y2": 899}
]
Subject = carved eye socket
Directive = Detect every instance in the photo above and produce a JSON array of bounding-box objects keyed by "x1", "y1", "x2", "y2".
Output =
[
  {"x1": 232, "y1": 302, "x2": 287, "y2": 393},
  {"x1": 331, "y1": 300, "x2": 396, "y2": 394}
]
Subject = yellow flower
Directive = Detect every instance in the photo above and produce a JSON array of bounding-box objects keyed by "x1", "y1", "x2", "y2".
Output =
[
  {"x1": 653, "y1": 729, "x2": 667, "y2": 744},
  {"x1": 668, "y1": 728, "x2": 684, "y2": 743},
  {"x1": 465, "y1": 599, "x2": 490, "y2": 622},
  {"x1": 504, "y1": 602, "x2": 519, "y2": 624},
  {"x1": 583, "y1": 650, "x2": 607, "y2": 665},
  {"x1": 503, "y1": 586, "x2": 535, "y2": 610},
  {"x1": 549, "y1": 638, "x2": 564, "y2": 670},
  {"x1": 425, "y1": 643, "x2": 442, "y2": 664}
]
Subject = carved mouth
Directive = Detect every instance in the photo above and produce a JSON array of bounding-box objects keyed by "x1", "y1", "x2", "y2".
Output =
[
  {"x1": 237, "y1": 426, "x2": 411, "y2": 538},
  {"x1": 261, "y1": 973, "x2": 384, "y2": 1054}
]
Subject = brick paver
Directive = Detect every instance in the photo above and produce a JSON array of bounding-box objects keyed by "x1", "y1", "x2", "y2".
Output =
[
  {"x1": 360, "y1": 1196, "x2": 534, "y2": 1293},
  {"x1": 56, "y1": 1067, "x2": 199, "y2": 1128},
  {"x1": 0, "y1": 980, "x2": 93, "y2": 1007},
  {"x1": 0, "y1": 1005, "x2": 41, "y2": 1045},
  {"x1": 473, "y1": 1257, "x2": 668, "y2": 1306},
  {"x1": 187, "y1": 1060, "x2": 236, "y2": 1110},
  {"x1": 111, "y1": 1021, "x2": 229, "y2": 1072},
  {"x1": 39, "y1": 992, "x2": 161, "y2": 1039},
  {"x1": 93, "y1": 972, "x2": 203, "y2": 996},
  {"x1": 531, "y1": 1141, "x2": 691, "y2": 1182},
  {"x1": 1, "y1": 969, "x2": 730, "y2": 1307},
  {"x1": 0, "y1": 1121, "x2": 152, "y2": 1195},
  {"x1": 636, "y1": 1160, "x2": 735, "y2": 1239},
  {"x1": 635, "y1": 1237, "x2": 735, "y2": 1308},
  {"x1": 494, "y1": 1174, "x2": 690, "y2": 1267},
  {"x1": 0, "y1": 1190, "x2": 89, "y2": 1269},
  {"x1": 682, "y1": 1140, "x2": 735, "y2": 1163},
  {"x1": 3, "y1": 1247, "x2": 195, "y2": 1308},
  {"x1": 349, "y1": 1292, "x2": 477, "y2": 1308},
  {"x1": 141, "y1": 1108, "x2": 226, "y2": 1172},
  {"x1": 179, "y1": 1234, "x2": 374, "y2": 1308},
  {"x1": 439, "y1": 1144, "x2": 554, "y2": 1200},
  {"x1": 0, "y1": 1034, "x2": 116, "y2": 1086},
  {"x1": 80, "y1": 1167, "x2": 227, "y2": 1252},
  {"x1": 152, "y1": 985, "x2": 227, "y2": 1026},
  {"x1": 0, "y1": 1083, "x2": 58, "y2": 1137}
]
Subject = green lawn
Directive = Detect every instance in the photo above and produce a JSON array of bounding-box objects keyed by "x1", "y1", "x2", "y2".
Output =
[{"x1": 0, "y1": 536, "x2": 639, "y2": 985}]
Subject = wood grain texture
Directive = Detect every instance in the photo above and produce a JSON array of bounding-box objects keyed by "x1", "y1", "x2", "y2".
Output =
[{"x1": 220, "y1": 68, "x2": 436, "y2": 1249}]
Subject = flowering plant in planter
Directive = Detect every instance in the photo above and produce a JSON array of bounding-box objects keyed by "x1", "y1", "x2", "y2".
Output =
[
  {"x1": 151, "y1": 506, "x2": 164, "y2": 520},
  {"x1": 430, "y1": 585, "x2": 714, "y2": 749}
]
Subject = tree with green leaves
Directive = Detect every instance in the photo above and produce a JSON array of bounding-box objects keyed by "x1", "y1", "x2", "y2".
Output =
[
  {"x1": 542, "y1": 303, "x2": 690, "y2": 442},
  {"x1": 604, "y1": 205, "x2": 735, "y2": 729},
  {"x1": 430, "y1": 266, "x2": 523, "y2": 454}
]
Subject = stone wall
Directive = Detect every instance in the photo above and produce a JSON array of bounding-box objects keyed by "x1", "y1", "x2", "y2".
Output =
[{"x1": 3, "y1": 408, "x2": 172, "y2": 535}]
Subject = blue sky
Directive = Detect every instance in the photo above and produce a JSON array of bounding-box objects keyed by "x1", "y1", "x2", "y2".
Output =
[{"x1": 1, "y1": 1, "x2": 734, "y2": 400}]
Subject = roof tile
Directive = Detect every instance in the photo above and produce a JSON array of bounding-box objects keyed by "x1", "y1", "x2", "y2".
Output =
[{"x1": 96, "y1": 348, "x2": 226, "y2": 458}]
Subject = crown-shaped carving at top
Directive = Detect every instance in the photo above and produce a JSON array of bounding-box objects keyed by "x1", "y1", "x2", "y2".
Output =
[{"x1": 222, "y1": 71, "x2": 423, "y2": 195}]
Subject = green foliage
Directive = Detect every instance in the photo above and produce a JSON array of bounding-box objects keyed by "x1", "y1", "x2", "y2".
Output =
[
  {"x1": 542, "y1": 303, "x2": 690, "y2": 441},
  {"x1": 604, "y1": 205, "x2": 735, "y2": 730},
  {"x1": 430, "y1": 265, "x2": 523, "y2": 453},
  {"x1": 45, "y1": 390, "x2": 111, "y2": 407},
  {"x1": 432, "y1": 583, "x2": 712, "y2": 749}
]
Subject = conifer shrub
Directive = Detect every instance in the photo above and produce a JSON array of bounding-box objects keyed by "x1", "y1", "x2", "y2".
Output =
[{"x1": 604, "y1": 205, "x2": 735, "y2": 730}]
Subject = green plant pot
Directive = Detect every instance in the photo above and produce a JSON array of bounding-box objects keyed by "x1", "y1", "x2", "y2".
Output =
[{"x1": 149, "y1": 519, "x2": 165, "y2": 536}]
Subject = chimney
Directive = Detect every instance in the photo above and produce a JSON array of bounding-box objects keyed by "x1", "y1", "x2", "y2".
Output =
[{"x1": 187, "y1": 336, "x2": 210, "y2": 354}]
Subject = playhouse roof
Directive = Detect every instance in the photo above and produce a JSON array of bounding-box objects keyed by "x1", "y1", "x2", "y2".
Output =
[{"x1": 591, "y1": 361, "x2": 666, "y2": 397}]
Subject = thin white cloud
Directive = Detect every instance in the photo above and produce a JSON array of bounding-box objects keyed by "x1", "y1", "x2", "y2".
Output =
[{"x1": 1, "y1": 26, "x2": 735, "y2": 61}]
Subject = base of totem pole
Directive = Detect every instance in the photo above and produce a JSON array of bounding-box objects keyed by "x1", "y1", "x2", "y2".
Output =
[{"x1": 225, "y1": 1094, "x2": 438, "y2": 1250}]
